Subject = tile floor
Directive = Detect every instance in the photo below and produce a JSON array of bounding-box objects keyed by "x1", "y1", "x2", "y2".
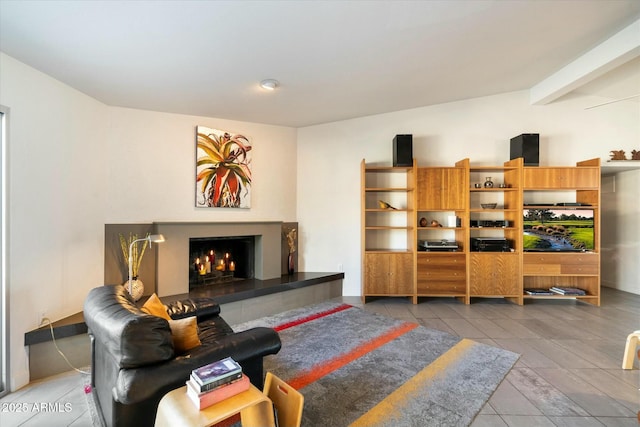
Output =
[
  {"x1": 1, "y1": 286, "x2": 638, "y2": 426},
  {"x1": 346, "y1": 287, "x2": 640, "y2": 427}
]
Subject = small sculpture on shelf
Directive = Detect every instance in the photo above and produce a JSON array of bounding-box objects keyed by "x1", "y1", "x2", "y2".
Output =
[
  {"x1": 632, "y1": 150, "x2": 640, "y2": 160},
  {"x1": 610, "y1": 150, "x2": 627, "y2": 160},
  {"x1": 377, "y1": 200, "x2": 397, "y2": 210},
  {"x1": 419, "y1": 217, "x2": 427, "y2": 227},
  {"x1": 429, "y1": 220, "x2": 442, "y2": 227}
]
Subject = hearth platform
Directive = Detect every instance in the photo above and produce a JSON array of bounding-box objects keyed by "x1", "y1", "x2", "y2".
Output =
[
  {"x1": 25, "y1": 272, "x2": 344, "y2": 346},
  {"x1": 174, "y1": 272, "x2": 344, "y2": 304},
  {"x1": 25, "y1": 272, "x2": 344, "y2": 380}
]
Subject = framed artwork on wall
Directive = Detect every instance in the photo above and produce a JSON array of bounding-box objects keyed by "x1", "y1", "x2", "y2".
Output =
[{"x1": 196, "y1": 126, "x2": 252, "y2": 208}]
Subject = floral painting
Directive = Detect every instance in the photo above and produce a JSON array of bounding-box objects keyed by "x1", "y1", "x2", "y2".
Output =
[{"x1": 196, "y1": 126, "x2": 252, "y2": 208}]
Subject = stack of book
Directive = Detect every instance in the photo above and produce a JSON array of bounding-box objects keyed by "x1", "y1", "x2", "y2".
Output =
[
  {"x1": 524, "y1": 288, "x2": 555, "y2": 296},
  {"x1": 549, "y1": 286, "x2": 586, "y2": 296},
  {"x1": 185, "y1": 357, "x2": 250, "y2": 410}
]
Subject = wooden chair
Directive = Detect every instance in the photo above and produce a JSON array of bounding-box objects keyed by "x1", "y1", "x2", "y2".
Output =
[
  {"x1": 622, "y1": 330, "x2": 640, "y2": 369},
  {"x1": 263, "y1": 372, "x2": 304, "y2": 427}
]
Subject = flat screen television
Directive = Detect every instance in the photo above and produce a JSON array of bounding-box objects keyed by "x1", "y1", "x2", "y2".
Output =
[{"x1": 523, "y1": 208, "x2": 594, "y2": 252}]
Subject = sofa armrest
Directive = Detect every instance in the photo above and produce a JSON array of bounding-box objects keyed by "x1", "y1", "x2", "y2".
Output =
[
  {"x1": 84, "y1": 285, "x2": 174, "y2": 369},
  {"x1": 166, "y1": 297, "x2": 220, "y2": 321},
  {"x1": 114, "y1": 327, "x2": 281, "y2": 404}
]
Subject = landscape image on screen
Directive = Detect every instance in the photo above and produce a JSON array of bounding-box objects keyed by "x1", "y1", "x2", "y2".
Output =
[{"x1": 523, "y1": 209, "x2": 594, "y2": 251}]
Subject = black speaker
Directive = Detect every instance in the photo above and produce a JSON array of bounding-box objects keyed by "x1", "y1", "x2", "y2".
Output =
[
  {"x1": 510, "y1": 133, "x2": 539, "y2": 166},
  {"x1": 393, "y1": 134, "x2": 413, "y2": 167}
]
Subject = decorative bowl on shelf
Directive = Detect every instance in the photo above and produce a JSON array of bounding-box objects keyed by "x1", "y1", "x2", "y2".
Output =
[{"x1": 481, "y1": 203, "x2": 497, "y2": 209}]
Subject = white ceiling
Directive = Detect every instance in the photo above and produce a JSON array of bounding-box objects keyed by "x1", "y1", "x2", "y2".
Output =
[{"x1": 1, "y1": 0, "x2": 639, "y2": 127}]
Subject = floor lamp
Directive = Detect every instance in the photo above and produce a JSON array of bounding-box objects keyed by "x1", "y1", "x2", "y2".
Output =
[{"x1": 128, "y1": 234, "x2": 165, "y2": 297}]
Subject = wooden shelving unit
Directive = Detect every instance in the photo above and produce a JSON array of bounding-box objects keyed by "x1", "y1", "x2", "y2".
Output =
[
  {"x1": 361, "y1": 160, "x2": 416, "y2": 303},
  {"x1": 415, "y1": 162, "x2": 468, "y2": 303},
  {"x1": 522, "y1": 159, "x2": 601, "y2": 306},
  {"x1": 467, "y1": 158, "x2": 523, "y2": 304},
  {"x1": 361, "y1": 157, "x2": 600, "y2": 306}
]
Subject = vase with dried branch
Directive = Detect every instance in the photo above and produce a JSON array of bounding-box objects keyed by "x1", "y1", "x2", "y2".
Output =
[
  {"x1": 285, "y1": 228, "x2": 297, "y2": 275},
  {"x1": 119, "y1": 233, "x2": 150, "y2": 300}
]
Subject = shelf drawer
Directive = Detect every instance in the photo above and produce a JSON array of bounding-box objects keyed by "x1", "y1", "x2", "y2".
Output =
[
  {"x1": 417, "y1": 253, "x2": 465, "y2": 290},
  {"x1": 417, "y1": 281, "x2": 466, "y2": 293},
  {"x1": 524, "y1": 253, "x2": 599, "y2": 265},
  {"x1": 561, "y1": 264, "x2": 599, "y2": 275},
  {"x1": 523, "y1": 264, "x2": 561, "y2": 275},
  {"x1": 418, "y1": 254, "x2": 466, "y2": 267},
  {"x1": 418, "y1": 269, "x2": 465, "y2": 280},
  {"x1": 523, "y1": 253, "x2": 599, "y2": 276}
]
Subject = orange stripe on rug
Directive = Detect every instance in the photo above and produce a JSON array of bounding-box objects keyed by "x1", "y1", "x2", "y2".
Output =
[
  {"x1": 288, "y1": 322, "x2": 419, "y2": 390},
  {"x1": 349, "y1": 338, "x2": 476, "y2": 427},
  {"x1": 273, "y1": 304, "x2": 352, "y2": 332}
]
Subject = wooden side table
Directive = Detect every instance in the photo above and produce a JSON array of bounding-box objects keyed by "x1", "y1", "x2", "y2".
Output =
[{"x1": 155, "y1": 384, "x2": 275, "y2": 427}]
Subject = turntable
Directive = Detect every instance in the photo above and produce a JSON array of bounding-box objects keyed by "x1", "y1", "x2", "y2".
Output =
[{"x1": 418, "y1": 240, "x2": 459, "y2": 252}]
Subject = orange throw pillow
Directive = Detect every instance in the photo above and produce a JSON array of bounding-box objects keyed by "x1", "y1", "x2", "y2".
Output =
[
  {"x1": 141, "y1": 293, "x2": 171, "y2": 321},
  {"x1": 168, "y1": 317, "x2": 202, "y2": 353}
]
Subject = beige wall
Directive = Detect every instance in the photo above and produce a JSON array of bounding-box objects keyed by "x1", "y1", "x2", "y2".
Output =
[{"x1": 0, "y1": 53, "x2": 297, "y2": 390}]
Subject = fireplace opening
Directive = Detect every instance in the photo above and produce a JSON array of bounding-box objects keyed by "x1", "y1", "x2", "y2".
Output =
[{"x1": 189, "y1": 236, "x2": 255, "y2": 288}]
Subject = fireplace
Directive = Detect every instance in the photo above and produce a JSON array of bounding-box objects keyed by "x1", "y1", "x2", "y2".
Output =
[
  {"x1": 154, "y1": 222, "x2": 285, "y2": 296},
  {"x1": 189, "y1": 235, "x2": 255, "y2": 288}
]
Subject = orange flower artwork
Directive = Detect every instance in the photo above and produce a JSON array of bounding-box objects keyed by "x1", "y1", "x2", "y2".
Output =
[{"x1": 196, "y1": 126, "x2": 252, "y2": 208}]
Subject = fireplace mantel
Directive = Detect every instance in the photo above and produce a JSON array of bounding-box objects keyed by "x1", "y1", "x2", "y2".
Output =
[{"x1": 155, "y1": 221, "x2": 284, "y2": 296}]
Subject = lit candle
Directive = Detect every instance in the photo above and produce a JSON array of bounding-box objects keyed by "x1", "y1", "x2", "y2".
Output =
[
  {"x1": 209, "y1": 250, "x2": 215, "y2": 264},
  {"x1": 199, "y1": 263, "x2": 206, "y2": 275},
  {"x1": 215, "y1": 260, "x2": 224, "y2": 271},
  {"x1": 194, "y1": 258, "x2": 200, "y2": 273},
  {"x1": 205, "y1": 255, "x2": 211, "y2": 273},
  {"x1": 224, "y1": 253, "x2": 230, "y2": 270},
  {"x1": 229, "y1": 261, "x2": 236, "y2": 272}
]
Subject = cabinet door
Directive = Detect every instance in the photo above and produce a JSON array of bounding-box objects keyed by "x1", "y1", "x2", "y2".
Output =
[
  {"x1": 443, "y1": 168, "x2": 466, "y2": 210},
  {"x1": 364, "y1": 253, "x2": 391, "y2": 294},
  {"x1": 469, "y1": 253, "x2": 519, "y2": 296},
  {"x1": 417, "y1": 169, "x2": 444, "y2": 210},
  {"x1": 417, "y1": 168, "x2": 466, "y2": 210},
  {"x1": 390, "y1": 253, "x2": 414, "y2": 294},
  {"x1": 524, "y1": 168, "x2": 599, "y2": 189}
]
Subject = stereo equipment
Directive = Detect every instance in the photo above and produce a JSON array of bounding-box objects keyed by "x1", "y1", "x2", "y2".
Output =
[
  {"x1": 470, "y1": 220, "x2": 509, "y2": 228},
  {"x1": 471, "y1": 237, "x2": 511, "y2": 252},
  {"x1": 393, "y1": 134, "x2": 413, "y2": 167},
  {"x1": 510, "y1": 133, "x2": 539, "y2": 166},
  {"x1": 418, "y1": 240, "x2": 459, "y2": 252}
]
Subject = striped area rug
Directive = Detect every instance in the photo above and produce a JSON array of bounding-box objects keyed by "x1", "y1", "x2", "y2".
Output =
[{"x1": 234, "y1": 301, "x2": 519, "y2": 427}]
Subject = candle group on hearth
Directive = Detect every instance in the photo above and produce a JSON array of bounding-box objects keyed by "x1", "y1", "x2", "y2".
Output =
[{"x1": 194, "y1": 251, "x2": 235, "y2": 273}]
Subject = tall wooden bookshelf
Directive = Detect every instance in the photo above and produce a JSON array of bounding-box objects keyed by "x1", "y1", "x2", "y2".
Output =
[
  {"x1": 361, "y1": 159, "x2": 416, "y2": 303},
  {"x1": 361, "y1": 158, "x2": 601, "y2": 306}
]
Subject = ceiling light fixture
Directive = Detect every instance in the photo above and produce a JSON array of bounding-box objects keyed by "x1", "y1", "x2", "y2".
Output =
[{"x1": 260, "y1": 79, "x2": 279, "y2": 91}]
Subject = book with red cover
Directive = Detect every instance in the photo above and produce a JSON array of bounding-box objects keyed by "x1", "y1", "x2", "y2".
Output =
[{"x1": 185, "y1": 374, "x2": 250, "y2": 410}]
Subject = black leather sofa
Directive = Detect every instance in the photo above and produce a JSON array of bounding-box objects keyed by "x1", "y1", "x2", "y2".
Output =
[{"x1": 83, "y1": 285, "x2": 281, "y2": 427}]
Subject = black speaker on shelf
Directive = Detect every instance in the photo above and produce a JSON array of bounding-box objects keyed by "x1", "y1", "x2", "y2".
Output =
[
  {"x1": 510, "y1": 133, "x2": 539, "y2": 166},
  {"x1": 393, "y1": 134, "x2": 413, "y2": 167}
]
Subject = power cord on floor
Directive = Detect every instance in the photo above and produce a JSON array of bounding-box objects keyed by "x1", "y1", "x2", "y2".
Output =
[{"x1": 40, "y1": 317, "x2": 90, "y2": 375}]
